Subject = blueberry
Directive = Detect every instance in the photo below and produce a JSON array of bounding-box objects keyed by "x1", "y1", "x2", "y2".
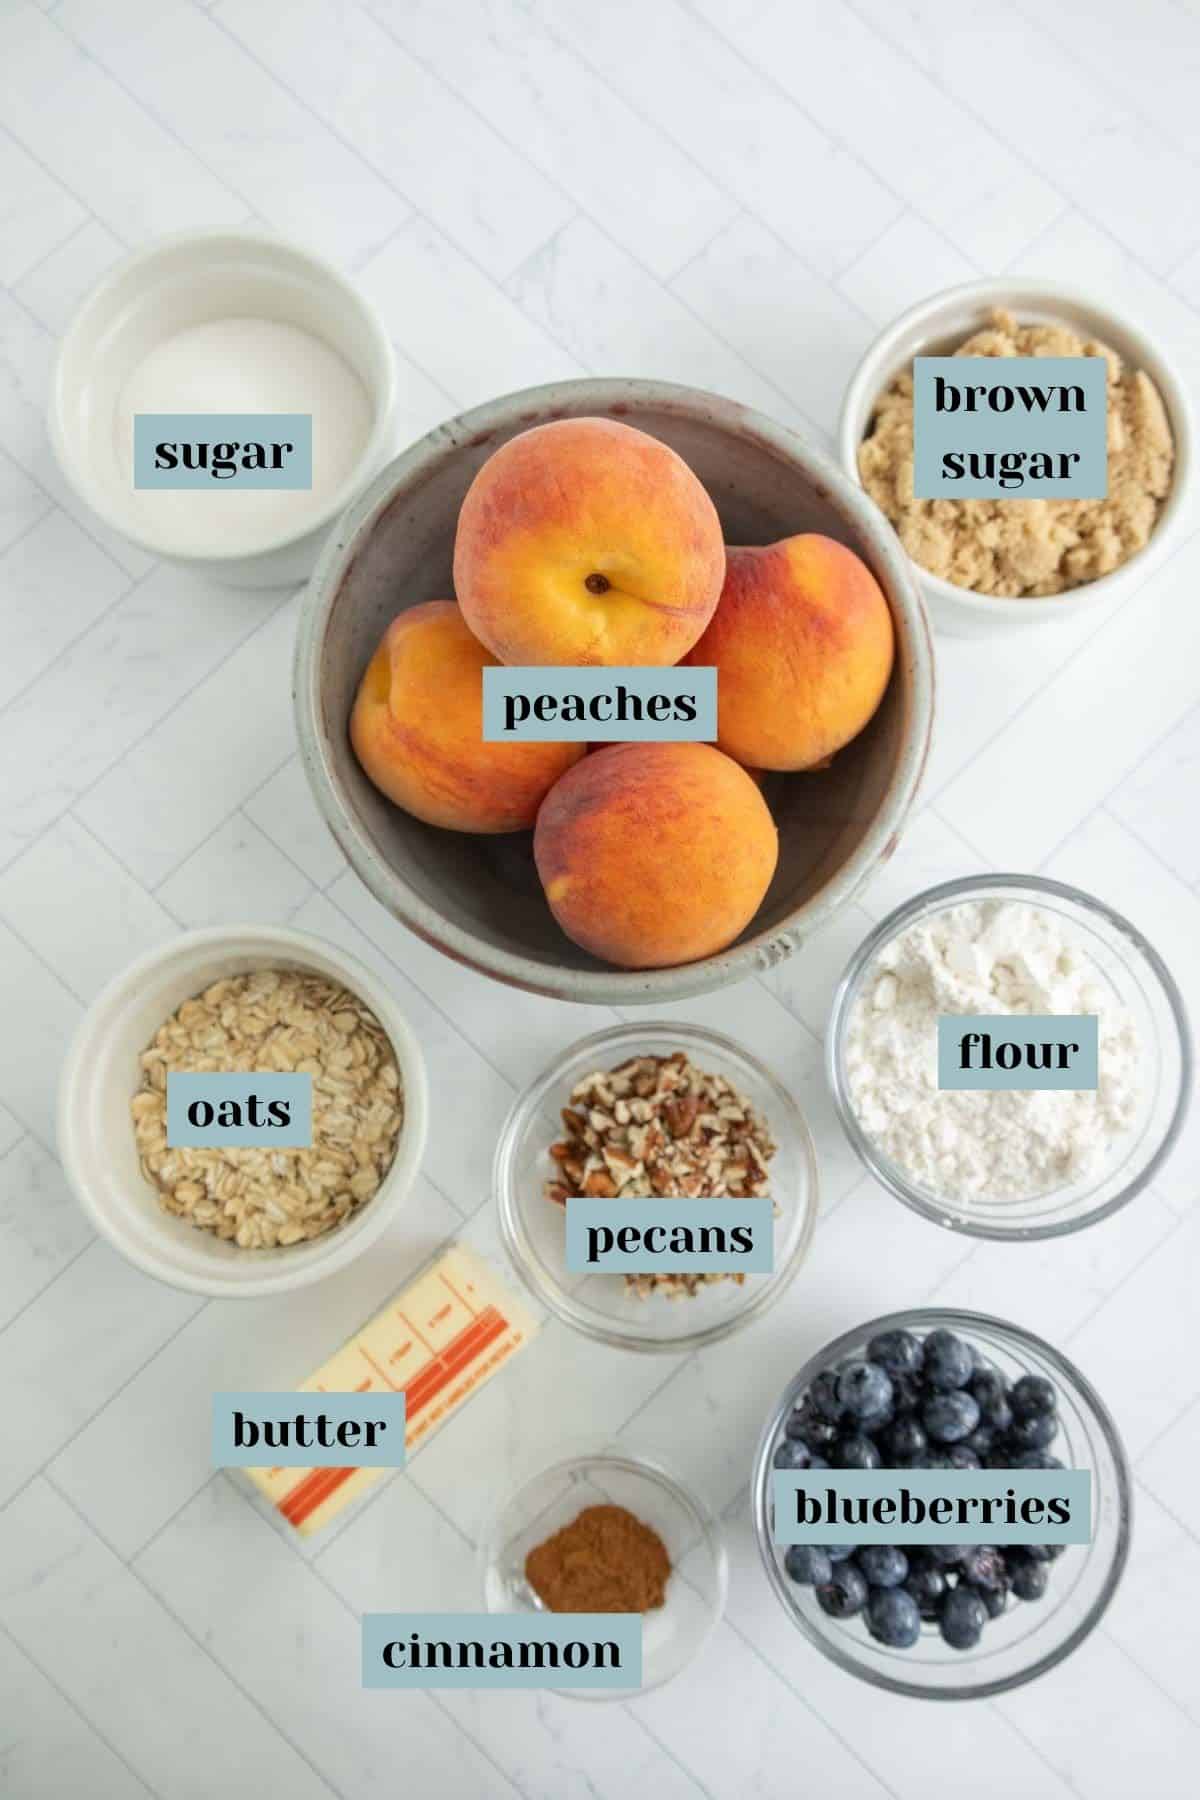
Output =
[
  {"x1": 1007, "y1": 1412, "x2": 1058, "y2": 1453},
  {"x1": 982, "y1": 1582, "x2": 1010, "y2": 1620},
  {"x1": 923, "y1": 1390, "x2": 981, "y2": 1444},
  {"x1": 837, "y1": 1360, "x2": 894, "y2": 1421},
  {"x1": 904, "y1": 1561, "x2": 947, "y2": 1619},
  {"x1": 946, "y1": 1444, "x2": 981, "y2": 1470},
  {"x1": 964, "y1": 1424, "x2": 995, "y2": 1458},
  {"x1": 857, "y1": 1545, "x2": 908, "y2": 1589},
  {"x1": 809, "y1": 1368, "x2": 845, "y2": 1422},
  {"x1": 883, "y1": 1415, "x2": 927, "y2": 1462},
  {"x1": 866, "y1": 1586, "x2": 922, "y2": 1649},
  {"x1": 912, "y1": 1451, "x2": 955, "y2": 1471},
  {"x1": 1021, "y1": 1542, "x2": 1066, "y2": 1563},
  {"x1": 1009, "y1": 1374, "x2": 1057, "y2": 1420},
  {"x1": 889, "y1": 1371, "x2": 923, "y2": 1415},
  {"x1": 784, "y1": 1544, "x2": 832, "y2": 1587},
  {"x1": 1009, "y1": 1556, "x2": 1050, "y2": 1602},
  {"x1": 792, "y1": 1406, "x2": 840, "y2": 1454},
  {"x1": 939, "y1": 1584, "x2": 987, "y2": 1650},
  {"x1": 784, "y1": 1407, "x2": 810, "y2": 1442},
  {"x1": 1011, "y1": 1451, "x2": 1064, "y2": 1471},
  {"x1": 816, "y1": 1562, "x2": 869, "y2": 1619},
  {"x1": 969, "y1": 1372, "x2": 1013, "y2": 1433},
  {"x1": 834, "y1": 1432, "x2": 881, "y2": 1471},
  {"x1": 867, "y1": 1328, "x2": 924, "y2": 1379},
  {"x1": 922, "y1": 1329, "x2": 974, "y2": 1391},
  {"x1": 856, "y1": 1402, "x2": 895, "y2": 1437},
  {"x1": 960, "y1": 1545, "x2": 1007, "y2": 1593},
  {"x1": 807, "y1": 1454, "x2": 830, "y2": 1470},
  {"x1": 929, "y1": 1544, "x2": 966, "y2": 1567},
  {"x1": 824, "y1": 1543, "x2": 856, "y2": 1562},
  {"x1": 774, "y1": 1437, "x2": 813, "y2": 1470}
]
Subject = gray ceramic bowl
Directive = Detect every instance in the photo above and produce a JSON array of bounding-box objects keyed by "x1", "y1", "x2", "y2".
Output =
[{"x1": 293, "y1": 379, "x2": 934, "y2": 1003}]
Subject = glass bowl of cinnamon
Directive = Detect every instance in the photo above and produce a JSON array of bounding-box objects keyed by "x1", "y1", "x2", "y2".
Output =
[{"x1": 479, "y1": 1444, "x2": 727, "y2": 1698}]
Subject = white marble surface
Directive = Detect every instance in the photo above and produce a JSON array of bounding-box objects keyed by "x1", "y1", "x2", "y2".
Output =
[{"x1": 1, "y1": 2, "x2": 1199, "y2": 1796}]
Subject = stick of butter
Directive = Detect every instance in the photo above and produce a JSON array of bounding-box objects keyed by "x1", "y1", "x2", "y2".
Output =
[{"x1": 243, "y1": 1242, "x2": 538, "y2": 1535}]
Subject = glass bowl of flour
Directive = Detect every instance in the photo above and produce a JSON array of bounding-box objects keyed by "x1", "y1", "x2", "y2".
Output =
[{"x1": 826, "y1": 876, "x2": 1191, "y2": 1239}]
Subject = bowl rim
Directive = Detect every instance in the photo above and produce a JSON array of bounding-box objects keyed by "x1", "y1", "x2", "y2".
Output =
[
  {"x1": 493, "y1": 1020, "x2": 820, "y2": 1352},
  {"x1": 837, "y1": 277, "x2": 1194, "y2": 621},
  {"x1": 824, "y1": 872, "x2": 1193, "y2": 1241},
  {"x1": 55, "y1": 923, "x2": 430, "y2": 1298},
  {"x1": 47, "y1": 226, "x2": 399, "y2": 564},
  {"x1": 750, "y1": 1305, "x2": 1134, "y2": 1701},
  {"x1": 294, "y1": 374, "x2": 935, "y2": 1003},
  {"x1": 477, "y1": 1440, "x2": 729, "y2": 1700}
]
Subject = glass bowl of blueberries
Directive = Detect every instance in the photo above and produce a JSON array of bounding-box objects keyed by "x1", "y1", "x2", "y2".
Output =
[{"x1": 751, "y1": 1308, "x2": 1131, "y2": 1699}]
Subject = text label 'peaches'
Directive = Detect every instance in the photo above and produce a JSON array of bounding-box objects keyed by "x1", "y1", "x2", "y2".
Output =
[{"x1": 481, "y1": 666, "x2": 717, "y2": 741}]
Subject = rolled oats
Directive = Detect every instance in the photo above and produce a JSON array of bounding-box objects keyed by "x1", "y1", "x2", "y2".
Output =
[
  {"x1": 130, "y1": 968, "x2": 404, "y2": 1250},
  {"x1": 545, "y1": 1050, "x2": 776, "y2": 1299}
]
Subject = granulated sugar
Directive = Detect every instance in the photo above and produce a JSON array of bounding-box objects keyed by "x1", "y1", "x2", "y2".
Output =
[{"x1": 844, "y1": 900, "x2": 1142, "y2": 1202}]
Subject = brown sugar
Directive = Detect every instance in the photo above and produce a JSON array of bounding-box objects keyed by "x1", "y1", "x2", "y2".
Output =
[
  {"x1": 858, "y1": 308, "x2": 1174, "y2": 597},
  {"x1": 524, "y1": 1503, "x2": 672, "y2": 1613}
]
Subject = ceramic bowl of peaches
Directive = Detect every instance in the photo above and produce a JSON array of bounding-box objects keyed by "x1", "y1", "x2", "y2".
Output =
[{"x1": 294, "y1": 378, "x2": 934, "y2": 1002}]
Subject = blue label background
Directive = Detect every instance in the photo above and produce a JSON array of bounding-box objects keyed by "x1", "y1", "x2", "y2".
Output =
[
  {"x1": 565, "y1": 1197, "x2": 774, "y2": 1273},
  {"x1": 481, "y1": 666, "x2": 717, "y2": 741},
  {"x1": 937, "y1": 1014, "x2": 1099, "y2": 1090},
  {"x1": 166, "y1": 1072, "x2": 312, "y2": 1146},
  {"x1": 362, "y1": 1613, "x2": 642, "y2": 1689},
  {"x1": 133, "y1": 413, "x2": 313, "y2": 488},
  {"x1": 772, "y1": 1470, "x2": 1092, "y2": 1544},
  {"x1": 213, "y1": 1392, "x2": 406, "y2": 1468},
  {"x1": 912, "y1": 356, "x2": 1107, "y2": 498}
]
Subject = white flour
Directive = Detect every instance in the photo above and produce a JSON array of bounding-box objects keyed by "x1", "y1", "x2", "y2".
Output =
[{"x1": 844, "y1": 900, "x2": 1142, "y2": 1201}]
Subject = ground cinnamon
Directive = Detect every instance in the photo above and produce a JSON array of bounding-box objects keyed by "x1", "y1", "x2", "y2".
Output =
[{"x1": 524, "y1": 1503, "x2": 671, "y2": 1613}]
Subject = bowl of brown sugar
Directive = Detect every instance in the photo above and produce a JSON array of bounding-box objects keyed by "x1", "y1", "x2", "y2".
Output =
[
  {"x1": 479, "y1": 1444, "x2": 727, "y2": 1697},
  {"x1": 839, "y1": 280, "x2": 1192, "y2": 636}
]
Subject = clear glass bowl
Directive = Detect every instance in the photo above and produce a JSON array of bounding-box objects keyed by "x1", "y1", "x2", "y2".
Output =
[
  {"x1": 752, "y1": 1307, "x2": 1132, "y2": 1700},
  {"x1": 827, "y1": 874, "x2": 1192, "y2": 1239},
  {"x1": 494, "y1": 1022, "x2": 819, "y2": 1352},
  {"x1": 479, "y1": 1445, "x2": 728, "y2": 1699}
]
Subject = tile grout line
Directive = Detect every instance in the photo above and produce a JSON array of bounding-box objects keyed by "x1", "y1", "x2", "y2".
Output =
[
  {"x1": 41, "y1": 1471, "x2": 347, "y2": 1800},
  {"x1": 0, "y1": 116, "x2": 134, "y2": 259},
  {"x1": 145, "y1": 746, "x2": 300, "y2": 896},
  {"x1": 0, "y1": 1615, "x2": 162, "y2": 1800},
  {"x1": 919, "y1": 521, "x2": 1200, "y2": 822},
  {"x1": 0, "y1": 562, "x2": 146, "y2": 727},
  {"x1": 1135, "y1": 1389, "x2": 1200, "y2": 1467},
  {"x1": 841, "y1": 0, "x2": 1200, "y2": 287},
  {"x1": 1010, "y1": 0, "x2": 1200, "y2": 195},
  {"x1": 7, "y1": 209, "x2": 96, "y2": 299},
  {"x1": 216, "y1": 1472, "x2": 536, "y2": 1800},
  {"x1": 1096, "y1": 1621, "x2": 1200, "y2": 1732},
  {"x1": 0, "y1": 581, "x2": 296, "y2": 879}
]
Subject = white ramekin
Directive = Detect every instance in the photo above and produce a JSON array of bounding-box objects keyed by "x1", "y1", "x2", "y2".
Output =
[
  {"x1": 48, "y1": 229, "x2": 398, "y2": 588},
  {"x1": 57, "y1": 926, "x2": 428, "y2": 1299},
  {"x1": 839, "y1": 280, "x2": 1192, "y2": 637}
]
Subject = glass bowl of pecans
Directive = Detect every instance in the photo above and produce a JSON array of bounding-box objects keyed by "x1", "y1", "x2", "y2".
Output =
[{"x1": 494, "y1": 1023, "x2": 819, "y2": 1351}]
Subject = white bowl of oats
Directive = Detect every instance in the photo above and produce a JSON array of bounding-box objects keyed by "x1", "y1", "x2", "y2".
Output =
[
  {"x1": 494, "y1": 1023, "x2": 819, "y2": 1352},
  {"x1": 57, "y1": 926, "x2": 428, "y2": 1297}
]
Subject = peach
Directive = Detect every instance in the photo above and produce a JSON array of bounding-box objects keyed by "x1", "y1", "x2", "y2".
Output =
[
  {"x1": 453, "y1": 417, "x2": 725, "y2": 667},
  {"x1": 534, "y1": 742, "x2": 777, "y2": 969},
  {"x1": 350, "y1": 601, "x2": 584, "y2": 833},
  {"x1": 681, "y1": 534, "x2": 895, "y2": 771}
]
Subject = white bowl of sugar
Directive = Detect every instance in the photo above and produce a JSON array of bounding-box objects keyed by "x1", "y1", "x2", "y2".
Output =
[{"x1": 49, "y1": 229, "x2": 397, "y2": 587}]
